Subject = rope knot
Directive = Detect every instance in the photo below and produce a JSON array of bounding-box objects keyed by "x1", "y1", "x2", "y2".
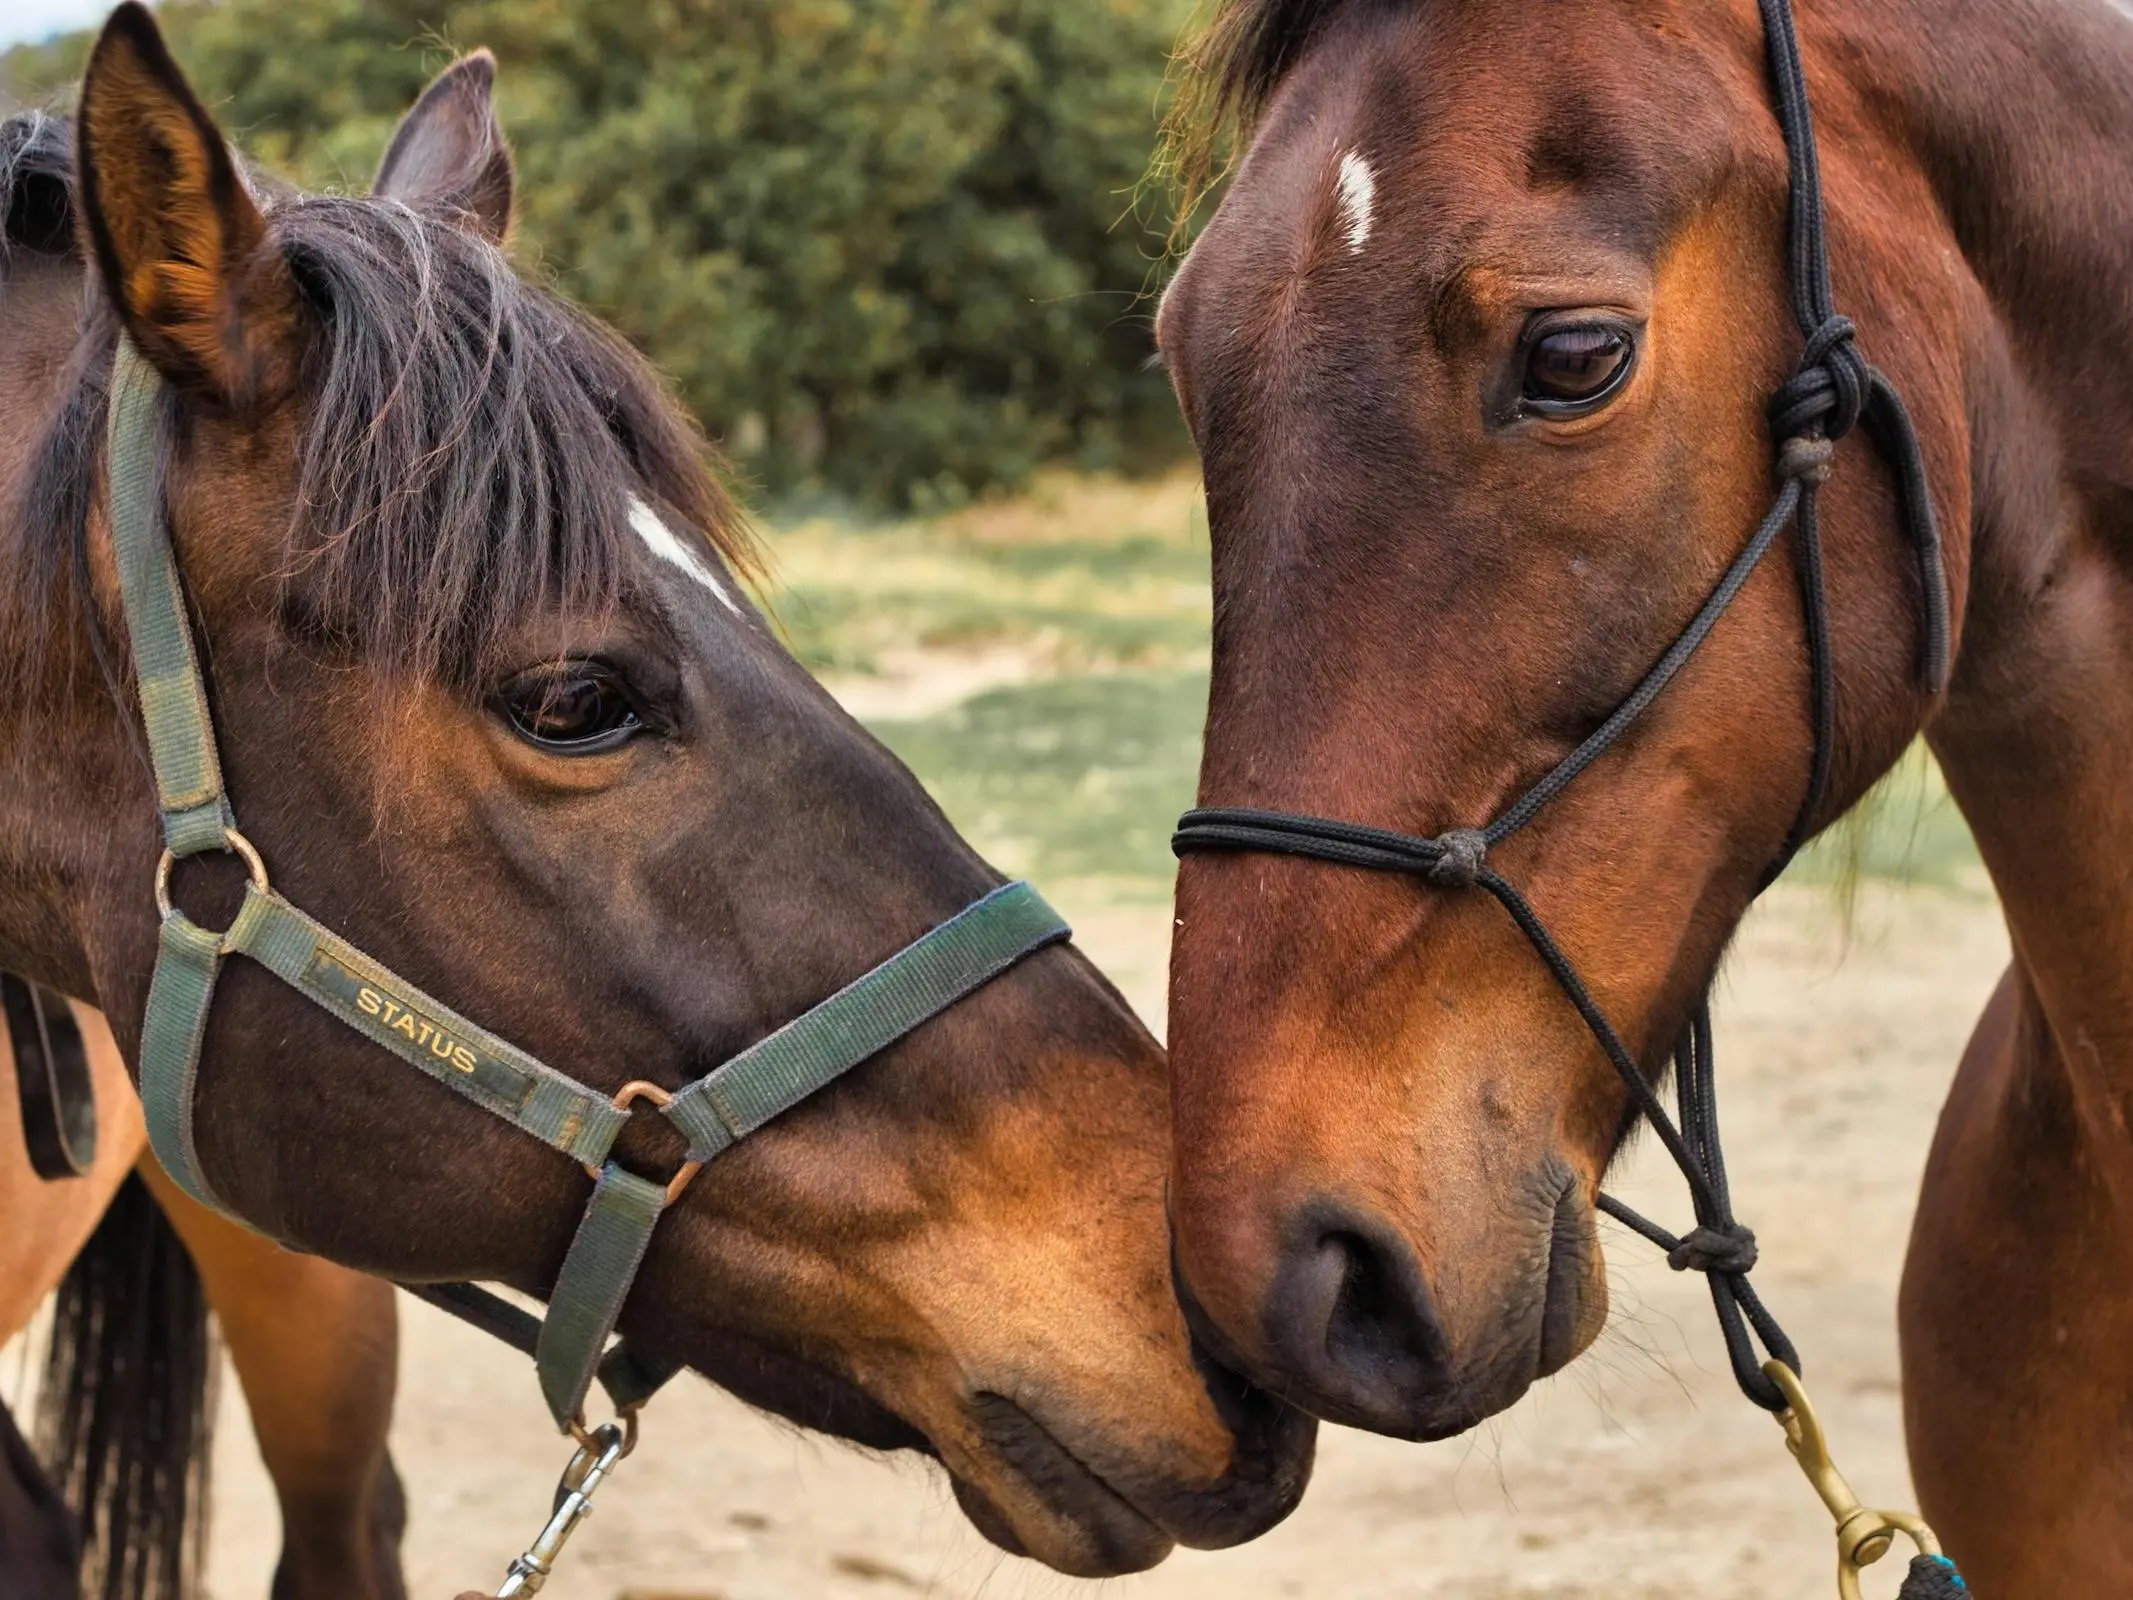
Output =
[
  {"x1": 1768, "y1": 313, "x2": 1866, "y2": 444},
  {"x1": 1425, "y1": 829, "x2": 1488, "y2": 889},
  {"x1": 1666, "y1": 1223, "x2": 1758, "y2": 1276},
  {"x1": 1777, "y1": 434, "x2": 1835, "y2": 484}
]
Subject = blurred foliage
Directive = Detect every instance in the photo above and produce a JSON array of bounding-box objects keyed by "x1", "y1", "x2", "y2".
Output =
[{"x1": 2, "y1": 0, "x2": 1192, "y2": 507}]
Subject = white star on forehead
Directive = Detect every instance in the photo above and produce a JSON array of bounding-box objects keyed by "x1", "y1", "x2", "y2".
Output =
[
  {"x1": 1336, "y1": 150, "x2": 1376, "y2": 255},
  {"x1": 628, "y1": 495, "x2": 740, "y2": 616}
]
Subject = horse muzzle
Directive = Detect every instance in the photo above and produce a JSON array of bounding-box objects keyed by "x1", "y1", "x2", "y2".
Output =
[
  {"x1": 1169, "y1": 1163, "x2": 1608, "y2": 1442},
  {"x1": 945, "y1": 1365, "x2": 1313, "y2": 1576}
]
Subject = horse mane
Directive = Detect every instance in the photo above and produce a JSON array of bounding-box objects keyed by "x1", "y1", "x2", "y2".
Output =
[
  {"x1": 0, "y1": 108, "x2": 755, "y2": 696},
  {"x1": 1158, "y1": 0, "x2": 1365, "y2": 238}
]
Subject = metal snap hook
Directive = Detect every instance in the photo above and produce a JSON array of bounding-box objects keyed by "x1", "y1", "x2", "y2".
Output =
[
  {"x1": 1763, "y1": 1361, "x2": 1948, "y2": 1599},
  {"x1": 153, "y1": 826, "x2": 271, "y2": 922},
  {"x1": 492, "y1": 1417, "x2": 633, "y2": 1597}
]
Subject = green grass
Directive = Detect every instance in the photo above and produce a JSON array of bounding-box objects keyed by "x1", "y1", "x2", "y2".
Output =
[
  {"x1": 759, "y1": 472, "x2": 1215, "y2": 897},
  {"x1": 757, "y1": 474, "x2": 1981, "y2": 900},
  {"x1": 866, "y1": 670, "x2": 1209, "y2": 892},
  {"x1": 765, "y1": 475, "x2": 1213, "y2": 681}
]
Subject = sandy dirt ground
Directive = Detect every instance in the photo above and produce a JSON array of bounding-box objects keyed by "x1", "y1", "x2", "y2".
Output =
[{"x1": 176, "y1": 872, "x2": 2006, "y2": 1600}]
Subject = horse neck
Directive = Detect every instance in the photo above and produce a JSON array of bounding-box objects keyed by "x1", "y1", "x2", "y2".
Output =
[
  {"x1": 0, "y1": 262, "x2": 137, "y2": 1001},
  {"x1": 1874, "y1": 0, "x2": 2133, "y2": 1108}
]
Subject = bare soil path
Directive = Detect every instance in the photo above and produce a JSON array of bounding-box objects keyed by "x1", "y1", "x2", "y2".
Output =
[{"x1": 191, "y1": 873, "x2": 2005, "y2": 1600}]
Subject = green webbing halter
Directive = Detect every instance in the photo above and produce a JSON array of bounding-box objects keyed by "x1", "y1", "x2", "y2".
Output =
[{"x1": 106, "y1": 339, "x2": 1071, "y2": 1430}]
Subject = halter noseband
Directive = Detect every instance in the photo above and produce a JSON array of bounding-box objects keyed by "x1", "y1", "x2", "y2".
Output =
[
  {"x1": 1174, "y1": 3, "x2": 1963, "y2": 1592},
  {"x1": 105, "y1": 337, "x2": 1069, "y2": 1437}
]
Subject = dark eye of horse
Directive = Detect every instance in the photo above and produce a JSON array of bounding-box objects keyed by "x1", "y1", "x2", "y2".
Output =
[
  {"x1": 1522, "y1": 324, "x2": 1635, "y2": 413},
  {"x1": 497, "y1": 667, "x2": 643, "y2": 753}
]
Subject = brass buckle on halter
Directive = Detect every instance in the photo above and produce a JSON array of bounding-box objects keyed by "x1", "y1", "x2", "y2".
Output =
[
  {"x1": 491, "y1": 1416, "x2": 635, "y2": 1597},
  {"x1": 1763, "y1": 1361, "x2": 1946, "y2": 1599},
  {"x1": 586, "y1": 1079, "x2": 703, "y2": 1205}
]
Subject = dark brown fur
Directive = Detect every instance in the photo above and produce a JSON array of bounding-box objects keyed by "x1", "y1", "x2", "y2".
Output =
[
  {"x1": 1, "y1": 7, "x2": 1312, "y2": 1581},
  {"x1": 1156, "y1": 0, "x2": 2133, "y2": 1590}
]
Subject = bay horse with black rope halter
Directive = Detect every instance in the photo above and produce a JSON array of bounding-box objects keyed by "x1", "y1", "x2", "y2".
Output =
[
  {"x1": 0, "y1": 7, "x2": 1314, "y2": 1594},
  {"x1": 1154, "y1": 0, "x2": 2133, "y2": 1592}
]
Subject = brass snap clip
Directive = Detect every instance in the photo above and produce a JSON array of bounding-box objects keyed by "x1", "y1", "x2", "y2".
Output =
[
  {"x1": 491, "y1": 1415, "x2": 634, "y2": 1597},
  {"x1": 1764, "y1": 1360, "x2": 1946, "y2": 1599}
]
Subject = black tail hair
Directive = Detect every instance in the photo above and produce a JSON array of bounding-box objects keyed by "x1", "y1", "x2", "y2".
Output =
[{"x1": 36, "y1": 1171, "x2": 216, "y2": 1600}]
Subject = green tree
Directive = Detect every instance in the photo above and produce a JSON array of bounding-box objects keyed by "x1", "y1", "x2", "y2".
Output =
[{"x1": 3, "y1": 0, "x2": 1189, "y2": 506}]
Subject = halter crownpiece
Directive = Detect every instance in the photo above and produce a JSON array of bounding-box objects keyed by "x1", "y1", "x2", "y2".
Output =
[
  {"x1": 1174, "y1": 0, "x2": 1961, "y2": 1593},
  {"x1": 103, "y1": 337, "x2": 1071, "y2": 1448}
]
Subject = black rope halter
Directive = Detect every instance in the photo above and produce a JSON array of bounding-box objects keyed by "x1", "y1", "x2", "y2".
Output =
[{"x1": 1173, "y1": 0, "x2": 1952, "y2": 1417}]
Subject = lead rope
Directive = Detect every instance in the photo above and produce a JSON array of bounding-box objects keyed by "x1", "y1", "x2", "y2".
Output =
[{"x1": 1173, "y1": 0, "x2": 1965, "y2": 1591}]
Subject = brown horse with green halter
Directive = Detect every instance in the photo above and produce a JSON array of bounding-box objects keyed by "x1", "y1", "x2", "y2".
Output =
[
  {"x1": 1156, "y1": 0, "x2": 2132, "y2": 1592},
  {"x1": 0, "y1": 7, "x2": 1312, "y2": 1593}
]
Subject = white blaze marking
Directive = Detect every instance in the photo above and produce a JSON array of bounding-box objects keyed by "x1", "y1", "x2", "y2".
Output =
[
  {"x1": 1335, "y1": 150, "x2": 1376, "y2": 254},
  {"x1": 628, "y1": 495, "x2": 740, "y2": 616}
]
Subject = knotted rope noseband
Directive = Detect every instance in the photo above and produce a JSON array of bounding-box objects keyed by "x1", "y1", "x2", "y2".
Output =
[{"x1": 1174, "y1": 3, "x2": 1965, "y2": 1595}]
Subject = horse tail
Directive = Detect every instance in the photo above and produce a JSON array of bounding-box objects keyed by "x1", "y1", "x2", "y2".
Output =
[{"x1": 36, "y1": 1170, "x2": 217, "y2": 1600}]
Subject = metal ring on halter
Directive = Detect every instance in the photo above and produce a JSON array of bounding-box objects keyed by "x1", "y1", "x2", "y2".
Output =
[
  {"x1": 585, "y1": 1079, "x2": 704, "y2": 1205},
  {"x1": 153, "y1": 827, "x2": 271, "y2": 922},
  {"x1": 568, "y1": 1403, "x2": 640, "y2": 1459}
]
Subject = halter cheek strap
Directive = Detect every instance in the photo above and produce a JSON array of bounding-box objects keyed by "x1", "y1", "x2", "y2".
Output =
[{"x1": 105, "y1": 339, "x2": 1071, "y2": 1430}]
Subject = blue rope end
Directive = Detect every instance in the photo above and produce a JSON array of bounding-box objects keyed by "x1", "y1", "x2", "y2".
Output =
[{"x1": 1898, "y1": 1553, "x2": 1967, "y2": 1597}]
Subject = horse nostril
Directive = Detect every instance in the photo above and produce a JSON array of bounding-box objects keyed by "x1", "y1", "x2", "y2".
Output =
[
  {"x1": 1262, "y1": 1200, "x2": 1453, "y2": 1436},
  {"x1": 1324, "y1": 1226, "x2": 1401, "y2": 1344}
]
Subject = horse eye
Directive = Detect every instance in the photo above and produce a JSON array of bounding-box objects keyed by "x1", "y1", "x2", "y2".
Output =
[
  {"x1": 497, "y1": 667, "x2": 643, "y2": 753},
  {"x1": 1523, "y1": 324, "x2": 1635, "y2": 411}
]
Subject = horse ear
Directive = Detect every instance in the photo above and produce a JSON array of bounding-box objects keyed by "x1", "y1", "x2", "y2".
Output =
[
  {"x1": 75, "y1": 2, "x2": 297, "y2": 403},
  {"x1": 373, "y1": 51, "x2": 514, "y2": 244}
]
